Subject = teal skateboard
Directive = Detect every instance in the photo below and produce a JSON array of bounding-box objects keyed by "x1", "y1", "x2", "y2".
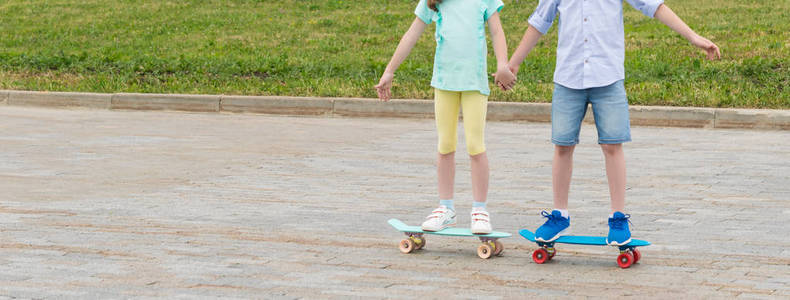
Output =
[
  {"x1": 519, "y1": 229, "x2": 650, "y2": 268},
  {"x1": 388, "y1": 219, "x2": 511, "y2": 259}
]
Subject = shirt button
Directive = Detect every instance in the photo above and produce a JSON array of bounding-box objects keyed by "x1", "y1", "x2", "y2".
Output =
[
  {"x1": 584, "y1": 17, "x2": 588, "y2": 22},
  {"x1": 584, "y1": 38, "x2": 588, "y2": 43},
  {"x1": 585, "y1": 59, "x2": 589, "y2": 64}
]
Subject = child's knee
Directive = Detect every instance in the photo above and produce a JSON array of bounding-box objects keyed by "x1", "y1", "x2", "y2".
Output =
[
  {"x1": 467, "y1": 143, "x2": 486, "y2": 156},
  {"x1": 438, "y1": 144, "x2": 457, "y2": 155},
  {"x1": 600, "y1": 143, "x2": 622, "y2": 156},
  {"x1": 555, "y1": 145, "x2": 575, "y2": 156},
  {"x1": 463, "y1": 120, "x2": 486, "y2": 156},
  {"x1": 465, "y1": 134, "x2": 486, "y2": 156},
  {"x1": 438, "y1": 137, "x2": 457, "y2": 154}
]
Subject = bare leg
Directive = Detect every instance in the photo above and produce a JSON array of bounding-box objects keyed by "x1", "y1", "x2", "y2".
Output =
[
  {"x1": 552, "y1": 145, "x2": 575, "y2": 210},
  {"x1": 437, "y1": 152, "x2": 455, "y2": 200},
  {"x1": 470, "y1": 151, "x2": 489, "y2": 203},
  {"x1": 600, "y1": 144, "x2": 626, "y2": 212}
]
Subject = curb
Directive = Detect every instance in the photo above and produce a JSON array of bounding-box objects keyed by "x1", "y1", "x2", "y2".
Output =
[
  {"x1": 488, "y1": 102, "x2": 552, "y2": 122},
  {"x1": 0, "y1": 90, "x2": 8, "y2": 106},
  {"x1": 7, "y1": 90, "x2": 111, "y2": 109},
  {"x1": 715, "y1": 109, "x2": 790, "y2": 130},
  {"x1": 1, "y1": 90, "x2": 787, "y2": 130},
  {"x1": 221, "y1": 95, "x2": 333, "y2": 116},
  {"x1": 334, "y1": 98, "x2": 434, "y2": 118},
  {"x1": 112, "y1": 93, "x2": 220, "y2": 112},
  {"x1": 630, "y1": 106, "x2": 716, "y2": 128}
]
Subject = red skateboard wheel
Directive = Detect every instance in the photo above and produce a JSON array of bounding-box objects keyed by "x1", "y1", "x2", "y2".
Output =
[
  {"x1": 632, "y1": 248, "x2": 641, "y2": 263},
  {"x1": 617, "y1": 252, "x2": 634, "y2": 268},
  {"x1": 532, "y1": 248, "x2": 549, "y2": 264}
]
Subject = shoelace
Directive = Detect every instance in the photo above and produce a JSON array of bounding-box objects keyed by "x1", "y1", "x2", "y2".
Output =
[
  {"x1": 608, "y1": 214, "x2": 632, "y2": 229},
  {"x1": 540, "y1": 210, "x2": 564, "y2": 225}
]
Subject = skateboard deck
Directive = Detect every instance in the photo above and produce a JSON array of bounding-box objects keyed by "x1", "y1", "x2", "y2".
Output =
[
  {"x1": 388, "y1": 218, "x2": 511, "y2": 259},
  {"x1": 519, "y1": 229, "x2": 650, "y2": 247},
  {"x1": 519, "y1": 229, "x2": 650, "y2": 268}
]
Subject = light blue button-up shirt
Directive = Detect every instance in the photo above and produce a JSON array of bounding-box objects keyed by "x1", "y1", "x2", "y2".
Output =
[{"x1": 528, "y1": 0, "x2": 664, "y2": 89}]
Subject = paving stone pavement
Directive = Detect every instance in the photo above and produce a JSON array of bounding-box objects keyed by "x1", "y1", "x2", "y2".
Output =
[{"x1": 0, "y1": 106, "x2": 788, "y2": 299}]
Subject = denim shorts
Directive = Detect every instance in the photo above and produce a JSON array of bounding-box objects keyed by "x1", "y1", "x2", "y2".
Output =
[{"x1": 551, "y1": 80, "x2": 631, "y2": 146}]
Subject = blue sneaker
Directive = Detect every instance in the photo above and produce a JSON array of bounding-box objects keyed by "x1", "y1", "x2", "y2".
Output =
[
  {"x1": 606, "y1": 212, "x2": 632, "y2": 246},
  {"x1": 535, "y1": 210, "x2": 570, "y2": 242}
]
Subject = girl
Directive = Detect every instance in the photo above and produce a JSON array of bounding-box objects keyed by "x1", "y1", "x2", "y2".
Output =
[{"x1": 375, "y1": 0, "x2": 515, "y2": 234}]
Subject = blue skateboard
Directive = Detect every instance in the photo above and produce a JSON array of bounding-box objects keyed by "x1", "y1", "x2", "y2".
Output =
[
  {"x1": 388, "y1": 219, "x2": 511, "y2": 259},
  {"x1": 519, "y1": 229, "x2": 650, "y2": 268}
]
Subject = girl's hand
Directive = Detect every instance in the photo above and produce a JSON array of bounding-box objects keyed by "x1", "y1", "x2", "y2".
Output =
[
  {"x1": 375, "y1": 72, "x2": 394, "y2": 101},
  {"x1": 494, "y1": 65, "x2": 516, "y2": 91},
  {"x1": 691, "y1": 35, "x2": 721, "y2": 60}
]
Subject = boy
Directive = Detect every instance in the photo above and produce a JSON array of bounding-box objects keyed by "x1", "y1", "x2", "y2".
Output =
[{"x1": 507, "y1": 0, "x2": 720, "y2": 245}]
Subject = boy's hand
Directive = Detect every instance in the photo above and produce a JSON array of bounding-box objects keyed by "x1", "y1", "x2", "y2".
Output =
[
  {"x1": 507, "y1": 62, "x2": 520, "y2": 77},
  {"x1": 691, "y1": 35, "x2": 721, "y2": 60},
  {"x1": 375, "y1": 72, "x2": 394, "y2": 101},
  {"x1": 494, "y1": 65, "x2": 516, "y2": 91}
]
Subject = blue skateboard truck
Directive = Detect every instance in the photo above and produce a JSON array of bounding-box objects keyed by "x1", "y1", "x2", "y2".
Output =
[{"x1": 519, "y1": 229, "x2": 650, "y2": 268}]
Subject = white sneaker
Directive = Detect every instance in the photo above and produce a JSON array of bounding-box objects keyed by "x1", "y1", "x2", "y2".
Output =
[
  {"x1": 470, "y1": 209, "x2": 492, "y2": 234},
  {"x1": 421, "y1": 205, "x2": 456, "y2": 232}
]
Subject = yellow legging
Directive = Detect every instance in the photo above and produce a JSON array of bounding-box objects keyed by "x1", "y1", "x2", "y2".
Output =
[{"x1": 434, "y1": 89, "x2": 488, "y2": 156}]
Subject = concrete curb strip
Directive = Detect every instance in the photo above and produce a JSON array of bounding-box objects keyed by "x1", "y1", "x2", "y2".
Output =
[
  {"x1": 715, "y1": 109, "x2": 790, "y2": 130},
  {"x1": 221, "y1": 95, "x2": 332, "y2": 115},
  {"x1": 8, "y1": 91, "x2": 111, "y2": 109},
  {"x1": 630, "y1": 106, "x2": 716, "y2": 128},
  {"x1": 112, "y1": 93, "x2": 220, "y2": 112},
  {"x1": 0, "y1": 90, "x2": 787, "y2": 130},
  {"x1": 768, "y1": 110, "x2": 790, "y2": 130},
  {"x1": 487, "y1": 102, "x2": 552, "y2": 122},
  {"x1": 334, "y1": 98, "x2": 433, "y2": 118}
]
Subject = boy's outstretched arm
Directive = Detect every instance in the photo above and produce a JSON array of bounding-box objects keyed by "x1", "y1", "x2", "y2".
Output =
[
  {"x1": 653, "y1": 4, "x2": 721, "y2": 60},
  {"x1": 507, "y1": 25, "x2": 543, "y2": 77},
  {"x1": 487, "y1": 12, "x2": 516, "y2": 91},
  {"x1": 375, "y1": 17, "x2": 428, "y2": 101}
]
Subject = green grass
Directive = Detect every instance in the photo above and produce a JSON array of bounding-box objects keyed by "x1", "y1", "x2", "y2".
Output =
[{"x1": 0, "y1": 0, "x2": 788, "y2": 108}]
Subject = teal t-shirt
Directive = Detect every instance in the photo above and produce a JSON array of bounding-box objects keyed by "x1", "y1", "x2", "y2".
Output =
[{"x1": 415, "y1": 0, "x2": 503, "y2": 96}]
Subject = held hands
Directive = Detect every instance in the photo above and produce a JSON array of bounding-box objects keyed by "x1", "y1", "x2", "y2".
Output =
[
  {"x1": 494, "y1": 64, "x2": 516, "y2": 91},
  {"x1": 374, "y1": 72, "x2": 394, "y2": 101},
  {"x1": 691, "y1": 35, "x2": 721, "y2": 60}
]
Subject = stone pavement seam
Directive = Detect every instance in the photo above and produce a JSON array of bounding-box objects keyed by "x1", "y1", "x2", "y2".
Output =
[{"x1": 1, "y1": 90, "x2": 788, "y2": 130}]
